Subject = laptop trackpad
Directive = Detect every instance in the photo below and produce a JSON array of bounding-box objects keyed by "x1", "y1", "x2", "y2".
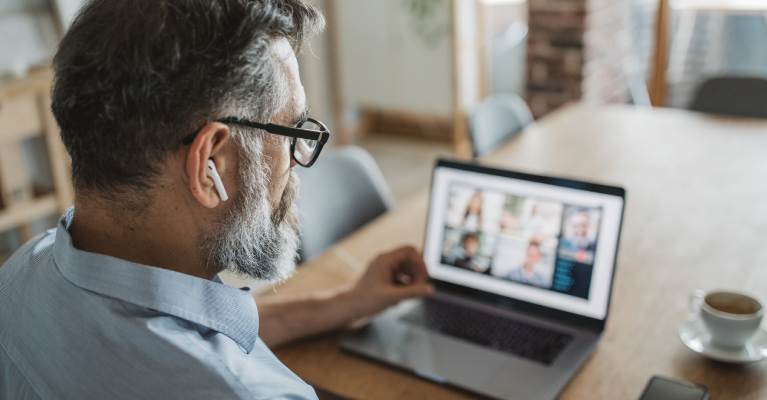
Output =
[
  {"x1": 422, "y1": 332, "x2": 512, "y2": 390},
  {"x1": 484, "y1": 357, "x2": 555, "y2": 399},
  {"x1": 342, "y1": 303, "x2": 510, "y2": 390}
]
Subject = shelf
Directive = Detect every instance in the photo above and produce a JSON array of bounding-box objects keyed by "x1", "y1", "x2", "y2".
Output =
[{"x1": 0, "y1": 194, "x2": 58, "y2": 233}]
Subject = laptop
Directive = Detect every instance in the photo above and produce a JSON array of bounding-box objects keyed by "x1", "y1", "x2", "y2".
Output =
[{"x1": 341, "y1": 159, "x2": 626, "y2": 400}]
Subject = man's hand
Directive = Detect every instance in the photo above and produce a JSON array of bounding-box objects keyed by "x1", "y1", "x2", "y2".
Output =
[
  {"x1": 256, "y1": 246, "x2": 434, "y2": 348},
  {"x1": 348, "y1": 246, "x2": 435, "y2": 317}
]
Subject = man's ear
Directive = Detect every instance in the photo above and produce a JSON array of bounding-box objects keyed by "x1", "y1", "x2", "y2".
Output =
[{"x1": 186, "y1": 122, "x2": 231, "y2": 208}]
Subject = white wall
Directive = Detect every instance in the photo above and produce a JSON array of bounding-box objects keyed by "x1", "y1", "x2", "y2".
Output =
[
  {"x1": 334, "y1": 0, "x2": 453, "y2": 116},
  {"x1": 297, "y1": 0, "x2": 338, "y2": 142},
  {"x1": 454, "y1": 0, "x2": 481, "y2": 111},
  {"x1": 0, "y1": 0, "x2": 48, "y2": 14}
]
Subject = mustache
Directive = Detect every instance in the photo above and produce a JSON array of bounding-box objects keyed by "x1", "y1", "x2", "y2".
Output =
[{"x1": 272, "y1": 169, "x2": 299, "y2": 227}]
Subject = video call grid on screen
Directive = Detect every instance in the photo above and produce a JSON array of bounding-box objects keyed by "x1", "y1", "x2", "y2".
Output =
[{"x1": 424, "y1": 166, "x2": 624, "y2": 320}]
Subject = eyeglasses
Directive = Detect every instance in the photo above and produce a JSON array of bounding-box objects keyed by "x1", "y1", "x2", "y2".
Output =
[{"x1": 182, "y1": 117, "x2": 330, "y2": 168}]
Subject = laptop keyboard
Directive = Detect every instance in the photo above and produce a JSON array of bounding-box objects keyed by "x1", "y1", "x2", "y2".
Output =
[{"x1": 400, "y1": 299, "x2": 573, "y2": 365}]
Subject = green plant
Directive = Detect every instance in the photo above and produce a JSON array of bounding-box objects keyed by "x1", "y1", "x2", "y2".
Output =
[{"x1": 402, "y1": 0, "x2": 450, "y2": 47}]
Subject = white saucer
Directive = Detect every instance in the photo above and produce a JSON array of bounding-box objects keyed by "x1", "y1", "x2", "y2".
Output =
[{"x1": 679, "y1": 314, "x2": 767, "y2": 363}]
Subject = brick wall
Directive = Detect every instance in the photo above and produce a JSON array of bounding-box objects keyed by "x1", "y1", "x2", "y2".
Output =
[{"x1": 526, "y1": 0, "x2": 634, "y2": 118}]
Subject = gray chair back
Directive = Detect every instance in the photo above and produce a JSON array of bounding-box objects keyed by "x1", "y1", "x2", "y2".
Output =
[
  {"x1": 469, "y1": 93, "x2": 534, "y2": 157},
  {"x1": 296, "y1": 146, "x2": 394, "y2": 261},
  {"x1": 690, "y1": 76, "x2": 767, "y2": 119}
]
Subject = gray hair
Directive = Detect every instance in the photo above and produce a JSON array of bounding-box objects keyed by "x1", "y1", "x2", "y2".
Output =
[
  {"x1": 203, "y1": 134, "x2": 302, "y2": 281},
  {"x1": 51, "y1": 0, "x2": 324, "y2": 208}
]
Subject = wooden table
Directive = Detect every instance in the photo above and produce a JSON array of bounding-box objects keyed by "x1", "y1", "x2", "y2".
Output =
[{"x1": 261, "y1": 103, "x2": 767, "y2": 399}]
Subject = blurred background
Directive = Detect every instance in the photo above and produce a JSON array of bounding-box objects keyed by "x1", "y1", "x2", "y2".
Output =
[{"x1": 1, "y1": 0, "x2": 766, "y2": 261}]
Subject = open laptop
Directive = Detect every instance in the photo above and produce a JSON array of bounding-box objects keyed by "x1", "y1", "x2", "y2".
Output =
[{"x1": 341, "y1": 160, "x2": 626, "y2": 400}]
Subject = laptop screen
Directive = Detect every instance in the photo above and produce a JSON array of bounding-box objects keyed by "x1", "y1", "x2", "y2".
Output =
[{"x1": 423, "y1": 161, "x2": 625, "y2": 321}]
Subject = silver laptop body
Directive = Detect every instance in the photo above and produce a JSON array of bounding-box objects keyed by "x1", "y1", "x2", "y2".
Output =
[{"x1": 341, "y1": 160, "x2": 626, "y2": 400}]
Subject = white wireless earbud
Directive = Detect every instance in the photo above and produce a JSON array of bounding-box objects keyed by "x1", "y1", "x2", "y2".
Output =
[{"x1": 206, "y1": 159, "x2": 228, "y2": 202}]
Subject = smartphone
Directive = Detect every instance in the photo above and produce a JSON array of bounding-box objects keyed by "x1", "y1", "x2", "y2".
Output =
[{"x1": 638, "y1": 376, "x2": 709, "y2": 400}]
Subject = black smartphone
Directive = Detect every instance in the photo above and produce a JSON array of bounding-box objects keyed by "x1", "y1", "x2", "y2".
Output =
[{"x1": 638, "y1": 376, "x2": 709, "y2": 400}]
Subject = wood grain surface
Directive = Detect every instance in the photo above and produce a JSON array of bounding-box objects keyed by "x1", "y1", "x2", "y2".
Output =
[{"x1": 263, "y1": 103, "x2": 767, "y2": 400}]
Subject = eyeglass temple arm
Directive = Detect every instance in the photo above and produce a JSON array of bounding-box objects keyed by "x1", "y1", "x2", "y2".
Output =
[{"x1": 216, "y1": 117, "x2": 329, "y2": 143}]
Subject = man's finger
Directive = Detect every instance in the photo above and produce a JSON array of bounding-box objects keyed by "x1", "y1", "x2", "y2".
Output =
[
  {"x1": 391, "y1": 282, "x2": 434, "y2": 300},
  {"x1": 399, "y1": 250, "x2": 430, "y2": 281},
  {"x1": 395, "y1": 271, "x2": 412, "y2": 285}
]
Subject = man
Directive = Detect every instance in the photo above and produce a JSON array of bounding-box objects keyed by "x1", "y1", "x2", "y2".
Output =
[
  {"x1": 0, "y1": 1, "x2": 433, "y2": 398},
  {"x1": 561, "y1": 210, "x2": 597, "y2": 252},
  {"x1": 518, "y1": 204, "x2": 549, "y2": 235},
  {"x1": 506, "y1": 240, "x2": 549, "y2": 288},
  {"x1": 453, "y1": 233, "x2": 488, "y2": 273}
]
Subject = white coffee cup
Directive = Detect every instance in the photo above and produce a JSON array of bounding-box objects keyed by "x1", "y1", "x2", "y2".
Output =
[{"x1": 689, "y1": 289, "x2": 764, "y2": 348}]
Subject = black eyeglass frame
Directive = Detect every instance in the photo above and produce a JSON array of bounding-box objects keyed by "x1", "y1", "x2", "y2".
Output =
[{"x1": 182, "y1": 117, "x2": 330, "y2": 168}]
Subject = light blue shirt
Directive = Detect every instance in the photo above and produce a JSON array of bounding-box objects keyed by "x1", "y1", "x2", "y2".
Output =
[
  {"x1": 0, "y1": 208, "x2": 317, "y2": 399},
  {"x1": 506, "y1": 267, "x2": 549, "y2": 289}
]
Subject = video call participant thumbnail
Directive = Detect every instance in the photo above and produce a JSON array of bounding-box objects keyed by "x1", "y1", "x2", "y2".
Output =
[
  {"x1": 453, "y1": 233, "x2": 490, "y2": 273},
  {"x1": 505, "y1": 240, "x2": 550, "y2": 288}
]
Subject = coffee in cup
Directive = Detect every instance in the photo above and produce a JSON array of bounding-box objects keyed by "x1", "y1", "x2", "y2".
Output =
[{"x1": 689, "y1": 289, "x2": 764, "y2": 348}]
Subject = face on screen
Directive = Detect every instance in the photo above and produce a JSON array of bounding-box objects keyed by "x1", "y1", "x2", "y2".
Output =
[{"x1": 439, "y1": 184, "x2": 602, "y2": 300}]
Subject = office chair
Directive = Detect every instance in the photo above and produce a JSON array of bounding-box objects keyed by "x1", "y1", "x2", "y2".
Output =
[
  {"x1": 469, "y1": 93, "x2": 534, "y2": 157},
  {"x1": 296, "y1": 145, "x2": 395, "y2": 261},
  {"x1": 690, "y1": 76, "x2": 767, "y2": 119}
]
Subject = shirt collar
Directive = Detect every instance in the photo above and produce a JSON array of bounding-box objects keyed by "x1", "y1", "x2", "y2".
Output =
[{"x1": 53, "y1": 207, "x2": 260, "y2": 353}]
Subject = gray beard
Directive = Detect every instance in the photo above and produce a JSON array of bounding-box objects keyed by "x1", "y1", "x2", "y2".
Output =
[{"x1": 204, "y1": 143, "x2": 301, "y2": 283}]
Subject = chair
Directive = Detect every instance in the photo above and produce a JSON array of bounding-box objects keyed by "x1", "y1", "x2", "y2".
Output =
[
  {"x1": 690, "y1": 76, "x2": 767, "y2": 119},
  {"x1": 295, "y1": 145, "x2": 394, "y2": 261},
  {"x1": 469, "y1": 93, "x2": 534, "y2": 157}
]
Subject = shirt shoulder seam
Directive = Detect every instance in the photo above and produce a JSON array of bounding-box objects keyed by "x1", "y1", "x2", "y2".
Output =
[
  {"x1": 180, "y1": 332, "x2": 256, "y2": 400},
  {"x1": 0, "y1": 338, "x2": 46, "y2": 400},
  {"x1": 0, "y1": 234, "x2": 47, "y2": 293}
]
